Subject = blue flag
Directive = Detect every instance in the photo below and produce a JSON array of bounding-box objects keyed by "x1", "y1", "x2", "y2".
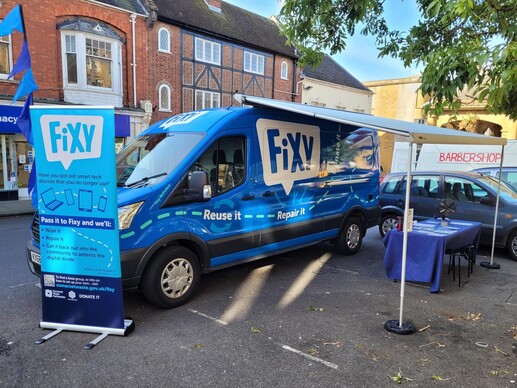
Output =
[
  {"x1": 28, "y1": 161, "x2": 38, "y2": 208},
  {"x1": 17, "y1": 93, "x2": 33, "y2": 143},
  {"x1": 0, "y1": 5, "x2": 23, "y2": 36},
  {"x1": 12, "y1": 68, "x2": 37, "y2": 103},
  {"x1": 9, "y1": 40, "x2": 31, "y2": 79}
]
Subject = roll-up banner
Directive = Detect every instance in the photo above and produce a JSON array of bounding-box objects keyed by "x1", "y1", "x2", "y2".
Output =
[{"x1": 31, "y1": 106, "x2": 126, "y2": 335}]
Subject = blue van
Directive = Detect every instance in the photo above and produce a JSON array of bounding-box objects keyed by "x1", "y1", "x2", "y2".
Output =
[{"x1": 27, "y1": 104, "x2": 381, "y2": 308}]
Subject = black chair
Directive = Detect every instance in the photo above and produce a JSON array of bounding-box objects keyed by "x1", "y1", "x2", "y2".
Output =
[{"x1": 447, "y1": 244, "x2": 476, "y2": 287}]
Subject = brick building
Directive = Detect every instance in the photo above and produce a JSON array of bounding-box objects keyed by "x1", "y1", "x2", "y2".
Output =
[
  {"x1": 0, "y1": 0, "x2": 151, "y2": 199},
  {"x1": 0, "y1": 0, "x2": 302, "y2": 201},
  {"x1": 147, "y1": 0, "x2": 300, "y2": 124}
]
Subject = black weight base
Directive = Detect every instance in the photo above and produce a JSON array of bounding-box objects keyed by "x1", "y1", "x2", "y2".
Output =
[
  {"x1": 384, "y1": 320, "x2": 416, "y2": 335},
  {"x1": 480, "y1": 261, "x2": 500, "y2": 269}
]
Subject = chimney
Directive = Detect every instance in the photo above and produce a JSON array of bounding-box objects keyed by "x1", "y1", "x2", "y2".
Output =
[{"x1": 205, "y1": 0, "x2": 222, "y2": 13}]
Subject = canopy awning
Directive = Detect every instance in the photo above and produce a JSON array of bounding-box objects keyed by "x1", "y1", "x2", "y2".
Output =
[{"x1": 235, "y1": 94, "x2": 507, "y2": 146}]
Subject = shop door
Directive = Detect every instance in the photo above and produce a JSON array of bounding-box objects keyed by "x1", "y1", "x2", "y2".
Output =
[{"x1": 0, "y1": 134, "x2": 17, "y2": 191}]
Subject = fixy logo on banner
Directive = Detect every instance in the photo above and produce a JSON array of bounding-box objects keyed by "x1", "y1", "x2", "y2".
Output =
[
  {"x1": 40, "y1": 115, "x2": 103, "y2": 170},
  {"x1": 256, "y1": 119, "x2": 320, "y2": 195},
  {"x1": 31, "y1": 106, "x2": 124, "y2": 331}
]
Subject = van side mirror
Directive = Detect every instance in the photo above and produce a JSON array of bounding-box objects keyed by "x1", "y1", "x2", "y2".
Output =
[
  {"x1": 480, "y1": 196, "x2": 494, "y2": 206},
  {"x1": 188, "y1": 170, "x2": 211, "y2": 200}
]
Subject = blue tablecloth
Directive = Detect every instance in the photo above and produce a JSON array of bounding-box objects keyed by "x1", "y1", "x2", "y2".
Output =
[{"x1": 383, "y1": 219, "x2": 482, "y2": 292}]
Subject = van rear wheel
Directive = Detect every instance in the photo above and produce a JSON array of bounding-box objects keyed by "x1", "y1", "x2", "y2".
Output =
[
  {"x1": 141, "y1": 246, "x2": 201, "y2": 309},
  {"x1": 334, "y1": 217, "x2": 363, "y2": 255}
]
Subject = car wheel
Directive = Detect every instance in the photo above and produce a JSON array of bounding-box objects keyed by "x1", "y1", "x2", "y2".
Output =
[
  {"x1": 141, "y1": 246, "x2": 201, "y2": 308},
  {"x1": 505, "y1": 230, "x2": 517, "y2": 261},
  {"x1": 334, "y1": 217, "x2": 363, "y2": 255},
  {"x1": 379, "y1": 214, "x2": 398, "y2": 237}
]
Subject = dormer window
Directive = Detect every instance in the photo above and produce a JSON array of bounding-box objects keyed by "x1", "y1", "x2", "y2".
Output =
[{"x1": 59, "y1": 18, "x2": 123, "y2": 106}]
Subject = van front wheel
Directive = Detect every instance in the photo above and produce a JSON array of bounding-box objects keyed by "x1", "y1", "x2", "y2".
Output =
[
  {"x1": 334, "y1": 217, "x2": 363, "y2": 255},
  {"x1": 141, "y1": 246, "x2": 201, "y2": 308}
]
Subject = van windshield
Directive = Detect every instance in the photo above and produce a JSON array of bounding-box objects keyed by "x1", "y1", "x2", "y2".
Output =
[{"x1": 116, "y1": 132, "x2": 204, "y2": 187}]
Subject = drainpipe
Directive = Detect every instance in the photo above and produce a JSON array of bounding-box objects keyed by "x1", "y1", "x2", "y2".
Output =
[
  {"x1": 130, "y1": 13, "x2": 137, "y2": 107},
  {"x1": 291, "y1": 60, "x2": 297, "y2": 102}
]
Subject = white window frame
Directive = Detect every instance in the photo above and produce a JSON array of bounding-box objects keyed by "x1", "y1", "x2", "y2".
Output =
[
  {"x1": 158, "y1": 27, "x2": 170, "y2": 53},
  {"x1": 0, "y1": 33, "x2": 13, "y2": 80},
  {"x1": 61, "y1": 31, "x2": 122, "y2": 105},
  {"x1": 195, "y1": 37, "x2": 221, "y2": 65},
  {"x1": 244, "y1": 51, "x2": 265, "y2": 75},
  {"x1": 195, "y1": 90, "x2": 220, "y2": 110},
  {"x1": 280, "y1": 61, "x2": 288, "y2": 80},
  {"x1": 159, "y1": 84, "x2": 171, "y2": 111}
]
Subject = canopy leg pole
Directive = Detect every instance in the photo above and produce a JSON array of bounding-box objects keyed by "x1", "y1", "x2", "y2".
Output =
[
  {"x1": 481, "y1": 144, "x2": 503, "y2": 270},
  {"x1": 385, "y1": 140, "x2": 416, "y2": 335}
]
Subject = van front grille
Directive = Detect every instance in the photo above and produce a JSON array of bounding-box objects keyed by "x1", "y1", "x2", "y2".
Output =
[{"x1": 31, "y1": 210, "x2": 40, "y2": 244}]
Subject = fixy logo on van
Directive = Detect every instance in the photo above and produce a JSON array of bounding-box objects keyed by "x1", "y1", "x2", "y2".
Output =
[
  {"x1": 257, "y1": 119, "x2": 320, "y2": 195},
  {"x1": 40, "y1": 115, "x2": 103, "y2": 170}
]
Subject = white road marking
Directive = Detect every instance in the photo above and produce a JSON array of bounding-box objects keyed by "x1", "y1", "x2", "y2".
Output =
[
  {"x1": 188, "y1": 309, "x2": 228, "y2": 326},
  {"x1": 281, "y1": 344, "x2": 339, "y2": 369}
]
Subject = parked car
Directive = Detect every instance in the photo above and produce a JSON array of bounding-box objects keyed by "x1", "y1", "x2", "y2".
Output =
[
  {"x1": 379, "y1": 171, "x2": 517, "y2": 261},
  {"x1": 471, "y1": 166, "x2": 517, "y2": 191}
]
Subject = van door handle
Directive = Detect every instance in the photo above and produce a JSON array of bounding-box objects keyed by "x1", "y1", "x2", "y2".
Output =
[
  {"x1": 241, "y1": 194, "x2": 255, "y2": 201},
  {"x1": 263, "y1": 191, "x2": 275, "y2": 197}
]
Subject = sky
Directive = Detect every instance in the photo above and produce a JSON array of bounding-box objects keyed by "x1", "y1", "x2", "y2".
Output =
[{"x1": 224, "y1": 0, "x2": 423, "y2": 82}]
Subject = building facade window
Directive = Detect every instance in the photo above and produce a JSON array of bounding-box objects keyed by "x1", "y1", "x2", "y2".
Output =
[
  {"x1": 195, "y1": 90, "x2": 220, "y2": 110},
  {"x1": 159, "y1": 84, "x2": 171, "y2": 111},
  {"x1": 195, "y1": 37, "x2": 221, "y2": 65},
  {"x1": 61, "y1": 31, "x2": 123, "y2": 106},
  {"x1": 158, "y1": 27, "x2": 170, "y2": 53},
  {"x1": 280, "y1": 61, "x2": 288, "y2": 80},
  {"x1": 0, "y1": 34, "x2": 12, "y2": 79},
  {"x1": 244, "y1": 51, "x2": 264, "y2": 75}
]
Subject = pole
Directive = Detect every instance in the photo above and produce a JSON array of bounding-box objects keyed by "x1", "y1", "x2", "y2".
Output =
[
  {"x1": 481, "y1": 144, "x2": 504, "y2": 269},
  {"x1": 384, "y1": 140, "x2": 416, "y2": 334}
]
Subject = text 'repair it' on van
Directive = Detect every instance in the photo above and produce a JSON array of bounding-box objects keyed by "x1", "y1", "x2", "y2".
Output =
[{"x1": 27, "y1": 97, "x2": 381, "y2": 308}]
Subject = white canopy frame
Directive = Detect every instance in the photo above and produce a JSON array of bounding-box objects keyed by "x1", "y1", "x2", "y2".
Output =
[{"x1": 235, "y1": 94, "x2": 507, "y2": 333}]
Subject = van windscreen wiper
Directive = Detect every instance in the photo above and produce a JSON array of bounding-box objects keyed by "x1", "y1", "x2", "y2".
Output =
[{"x1": 124, "y1": 172, "x2": 167, "y2": 188}]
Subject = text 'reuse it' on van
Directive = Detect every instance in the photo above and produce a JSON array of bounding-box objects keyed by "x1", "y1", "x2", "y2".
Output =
[{"x1": 27, "y1": 101, "x2": 381, "y2": 308}]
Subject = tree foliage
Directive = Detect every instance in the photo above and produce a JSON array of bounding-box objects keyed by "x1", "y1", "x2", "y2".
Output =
[{"x1": 278, "y1": 0, "x2": 517, "y2": 120}]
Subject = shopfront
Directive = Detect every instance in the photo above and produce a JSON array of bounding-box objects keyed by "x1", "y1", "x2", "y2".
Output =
[{"x1": 0, "y1": 104, "x2": 131, "y2": 200}]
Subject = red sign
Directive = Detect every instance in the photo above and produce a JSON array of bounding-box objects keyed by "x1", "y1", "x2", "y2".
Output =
[{"x1": 438, "y1": 152, "x2": 502, "y2": 164}]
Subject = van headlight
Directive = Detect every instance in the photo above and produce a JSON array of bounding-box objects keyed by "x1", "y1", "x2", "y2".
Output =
[{"x1": 118, "y1": 202, "x2": 144, "y2": 230}]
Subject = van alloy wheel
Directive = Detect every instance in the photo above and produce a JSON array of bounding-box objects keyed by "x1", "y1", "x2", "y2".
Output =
[
  {"x1": 161, "y1": 258, "x2": 194, "y2": 299},
  {"x1": 141, "y1": 246, "x2": 201, "y2": 308},
  {"x1": 334, "y1": 217, "x2": 363, "y2": 255},
  {"x1": 346, "y1": 223, "x2": 361, "y2": 249}
]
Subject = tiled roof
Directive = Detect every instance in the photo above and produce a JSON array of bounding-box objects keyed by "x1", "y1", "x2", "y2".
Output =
[
  {"x1": 153, "y1": 0, "x2": 297, "y2": 58},
  {"x1": 303, "y1": 55, "x2": 371, "y2": 92},
  {"x1": 95, "y1": 0, "x2": 148, "y2": 15}
]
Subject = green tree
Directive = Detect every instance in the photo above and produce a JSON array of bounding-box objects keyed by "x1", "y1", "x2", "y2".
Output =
[{"x1": 279, "y1": 0, "x2": 517, "y2": 119}]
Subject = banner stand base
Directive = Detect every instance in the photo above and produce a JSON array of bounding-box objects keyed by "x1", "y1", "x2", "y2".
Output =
[{"x1": 35, "y1": 319, "x2": 135, "y2": 350}]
